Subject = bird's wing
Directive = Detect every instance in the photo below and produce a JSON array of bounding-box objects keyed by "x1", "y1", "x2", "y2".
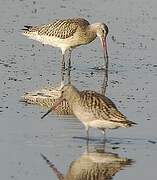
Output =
[
  {"x1": 24, "y1": 18, "x2": 89, "y2": 39},
  {"x1": 80, "y1": 91, "x2": 127, "y2": 123}
]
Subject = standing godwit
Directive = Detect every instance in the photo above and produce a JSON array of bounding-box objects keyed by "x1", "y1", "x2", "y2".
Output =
[
  {"x1": 22, "y1": 18, "x2": 109, "y2": 71},
  {"x1": 41, "y1": 85, "x2": 136, "y2": 139}
]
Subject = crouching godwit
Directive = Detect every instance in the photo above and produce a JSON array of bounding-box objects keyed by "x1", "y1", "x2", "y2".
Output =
[
  {"x1": 22, "y1": 18, "x2": 109, "y2": 71},
  {"x1": 41, "y1": 85, "x2": 137, "y2": 139}
]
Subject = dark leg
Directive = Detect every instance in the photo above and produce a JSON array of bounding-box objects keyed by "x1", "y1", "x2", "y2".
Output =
[
  {"x1": 101, "y1": 68, "x2": 108, "y2": 95},
  {"x1": 68, "y1": 49, "x2": 72, "y2": 69},
  {"x1": 61, "y1": 53, "x2": 65, "y2": 70},
  {"x1": 101, "y1": 129, "x2": 106, "y2": 150},
  {"x1": 67, "y1": 64, "x2": 71, "y2": 84},
  {"x1": 104, "y1": 50, "x2": 109, "y2": 70},
  {"x1": 86, "y1": 137, "x2": 89, "y2": 153},
  {"x1": 101, "y1": 50, "x2": 109, "y2": 94},
  {"x1": 86, "y1": 126, "x2": 89, "y2": 140},
  {"x1": 61, "y1": 53, "x2": 65, "y2": 82},
  {"x1": 102, "y1": 46, "x2": 109, "y2": 71},
  {"x1": 104, "y1": 53, "x2": 109, "y2": 92},
  {"x1": 66, "y1": 49, "x2": 73, "y2": 84}
]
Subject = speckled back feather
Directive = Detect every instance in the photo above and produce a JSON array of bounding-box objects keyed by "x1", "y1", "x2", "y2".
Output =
[
  {"x1": 79, "y1": 90, "x2": 135, "y2": 127},
  {"x1": 23, "y1": 18, "x2": 90, "y2": 39},
  {"x1": 21, "y1": 87, "x2": 73, "y2": 115}
]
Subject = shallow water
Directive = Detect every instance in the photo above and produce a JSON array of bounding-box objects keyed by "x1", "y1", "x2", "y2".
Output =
[{"x1": 1, "y1": 0, "x2": 157, "y2": 179}]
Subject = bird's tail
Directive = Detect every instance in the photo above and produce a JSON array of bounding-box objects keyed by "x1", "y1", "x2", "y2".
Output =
[
  {"x1": 123, "y1": 120, "x2": 137, "y2": 127},
  {"x1": 110, "y1": 111, "x2": 137, "y2": 128},
  {"x1": 109, "y1": 108, "x2": 137, "y2": 128},
  {"x1": 21, "y1": 25, "x2": 40, "y2": 37},
  {"x1": 21, "y1": 25, "x2": 33, "y2": 31}
]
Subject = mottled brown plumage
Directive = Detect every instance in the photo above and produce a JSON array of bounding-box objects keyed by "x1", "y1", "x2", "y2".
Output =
[
  {"x1": 21, "y1": 86, "x2": 73, "y2": 115},
  {"x1": 22, "y1": 18, "x2": 109, "y2": 70},
  {"x1": 23, "y1": 18, "x2": 90, "y2": 39},
  {"x1": 42, "y1": 85, "x2": 136, "y2": 138}
]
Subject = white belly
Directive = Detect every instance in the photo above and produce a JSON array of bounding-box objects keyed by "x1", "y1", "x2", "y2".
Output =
[
  {"x1": 23, "y1": 32, "x2": 86, "y2": 53},
  {"x1": 88, "y1": 120, "x2": 119, "y2": 129},
  {"x1": 73, "y1": 105, "x2": 95, "y2": 124},
  {"x1": 73, "y1": 105, "x2": 119, "y2": 129},
  {"x1": 24, "y1": 33, "x2": 70, "y2": 50}
]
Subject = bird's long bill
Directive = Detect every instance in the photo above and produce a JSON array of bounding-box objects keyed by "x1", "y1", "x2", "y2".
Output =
[
  {"x1": 41, "y1": 97, "x2": 64, "y2": 119},
  {"x1": 100, "y1": 36, "x2": 108, "y2": 68}
]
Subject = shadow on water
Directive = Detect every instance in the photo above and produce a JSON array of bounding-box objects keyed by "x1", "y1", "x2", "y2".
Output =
[
  {"x1": 40, "y1": 143, "x2": 134, "y2": 180},
  {"x1": 61, "y1": 60, "x2": 108, "y2": 95},
  {"x1": 72, "y1": 135, "x2": 157, "y2": 148},
  {"x1": 90, "y1": 55, "x2": 109, "y2": 96},
  {"x1": 21, "y1": 62, "x2": 108, "y2": 116}
]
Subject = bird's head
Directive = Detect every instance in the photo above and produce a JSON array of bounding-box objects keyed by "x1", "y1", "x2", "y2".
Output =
[
  {"x1": 41, "y1": 84, "x2": 79, "y2": 119},
  {"x1": 95, "y1": 23, "x2": 109, "y2": 68},
  {"x1": 53, "y1": 84, "x2": 78, "y2": 110},
  {"x1": 60, "y1": 84, "x2": 78, "y2": 100},
  {"x1": 96, "y1": 23, "x2": 109, "y2": 38}
]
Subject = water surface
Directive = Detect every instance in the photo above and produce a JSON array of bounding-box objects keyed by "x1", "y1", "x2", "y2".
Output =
[{"x1": 1, "y1": 0, "x2": 157, "y2": 179}]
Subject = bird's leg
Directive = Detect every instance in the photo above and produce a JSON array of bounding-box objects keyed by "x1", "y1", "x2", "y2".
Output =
[
  {"x1": 86, "y1": 138, "x2": 89, "y2": 153},
  {"x1": 104, "y1": 51, "x2": 109, "y2": 71},
  {"x1": 61, "y1": 53, "x2": 65, "y2": 71},
  {"x1": 61, "y1": 53, "x2": 66, "y2": 83},
  {"x1": 102, "y1": 129, "x2": 106, "y2": 140},
  {"x1": 101, "y1": 69, "x2": 108, "y2": 95},
  {"x1": 102, "y1": 129, "x2": 106, "y2": 150},
  {"x1": 67, "y1": 64, "x2": 71, "y2": 84},
  {"x1": 68, "y1": 49, "x2": 72, "y2": 69},
  {"x1": 105, "y1": 56, "x2": 109, "y2": 88},
  {"x1": 86, "y1": 126, "x2": 89, "y2": 140},
  {"x1": 65, "y1": 49, "x2": 72, "y2": 84},
  {"x1": 102, "y1": 52, "x2": 109, "y2": 94}
]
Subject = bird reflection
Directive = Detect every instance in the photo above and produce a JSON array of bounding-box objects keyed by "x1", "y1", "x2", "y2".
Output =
[
  {"x1": 22, "y1": 62, "x2": 108, "y2": 116},
  {"x1": 61, "y1": 59, "x2": 108, "y2": 95},
  {"x1": 41, "y1": 147, "x2": 133, "y2": 180},
  {"x1": 61, "y1": 51, "x2": 72, "y2": 84},
  {"x1": 101, "y1": 68, "x2": 108, "y2": 95}
]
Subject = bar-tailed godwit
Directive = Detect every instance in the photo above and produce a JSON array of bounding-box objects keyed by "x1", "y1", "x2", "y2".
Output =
[
  {"x1": 22, "y1": 18, "x2": 108, "y2": 70},
  {"x1": 40, "y1": 152, "x2": 133, "y2": 180},
  {"x1": 41, "y1": 85, "x2": 136, "y2": 139}
]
